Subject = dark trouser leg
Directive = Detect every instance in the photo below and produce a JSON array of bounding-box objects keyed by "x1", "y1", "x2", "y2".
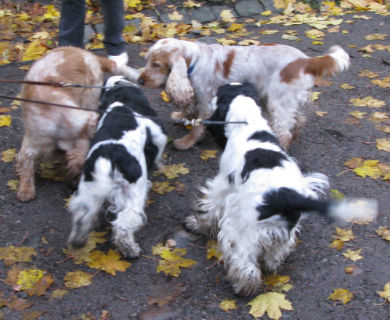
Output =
[
  {"x1": 100, "y1": 0, "x2": 126, "y2": 55},
  {"x1": 58, "y1": 0, "x2": 86, "y2": 47}
]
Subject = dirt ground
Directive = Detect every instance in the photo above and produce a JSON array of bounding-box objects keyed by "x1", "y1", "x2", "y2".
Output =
[{"x1": 0, "y1": 5, "x2": 389, "y2": 320}]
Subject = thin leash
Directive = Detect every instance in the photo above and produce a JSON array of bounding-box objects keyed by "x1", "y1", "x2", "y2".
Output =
[{"x1": 0, "y1": 78, "x2": 108, "y2": 89}]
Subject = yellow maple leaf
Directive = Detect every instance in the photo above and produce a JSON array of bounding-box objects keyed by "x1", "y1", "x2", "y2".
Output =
[
  {"x1": 87, "y1": 249, "x2": 131, "y2": 275},
  {"x1": 151, "y1": 181, "x2": 175, "y2": 195},
  {"x1": 329, "y1": 239, "x2": 345, "y2": 250},
  {"x1": 220, "y1": 10, "x2": 235, "y2": 23},
  {"x1": 261, "y1": 10, "x2": 272, "y2": 16},
  {"x1": 0, "y1": 115, "x2": 11, "y2": 127},
  {"x1": 228, "y1": 23, "x2": 244, "y2": 32},
  {"x1": 63, "y1": 231, "x2": 107, "y2": 264},
  {"x1": 376, "y1": 125, "x2": 390, "y2": 134},
  {"x1": 64, "y1": 271, "x2": 93, "y2": 289},
  {"x1": 153, "y1": 163, "x2": 189, "y2": 179},
  {"x1": 238, "y1": 39, "x2": 261, "y2": 46},
  {"x1": 43, "y1": 4, "x2": 60, "y2": 21},
  {"x1": 343, "y1": 248, "x2": 363, "y2": 261},
  {"x1": 333, "y1": 227, "x2": 355, "y2": 242},
  {"x1": 7, "y1": 179, "x2": 18, "y2": 191},
  {"x1": 39, "y1": 160, "x2": 67, "y2": 182},
  {"x1": 217, "y1": 38, "x2": 237, "y2": 45},
  {"x1": 377, "y1": 282, "x2": 390, "y2": 302},
  {"x1": 247, "y1": 292, "x2": 293, "y2": 320},
  {"x1": 376, "y1": 226, "x2": 390, "y2": 241},
  {"x1": 160, "y1": 90, "x2": 170, "y2": 103},
  {"x1": 168, "y1": 11, "x2": 183, "y2": 21},
  {"x1": 330, "y1": 189, "x2": 345, "y2": 200},
  {"x1": 219, "y1": 299, "x2": 237, "y2": 312},
  {"x1": 1, "y1": 148, "x2": 17, "y2": 162},
  {"x1": 305, "y1": 29, "x2": 325, "y2": 39},
  {"x1": 349, "y1": 110, "x2": 366, "y2": 119},
  {"x1": 369, "y1": 112, "x2": 388, "y2": 123},
  {"x1": 183, "y1": 1, "x2": 202, "y2": 8},
  {"x1": 22, "y1": 41, "x2": 48, "y2": 61},
  {"x1": 353, "y1": 159, "x2": 382, "y2": 179},
  {"x1": 259, "y1": 29, "x2": 279, "y2": 35},
  {"x1": 340, "y1": 83, "x2": 355, "y2": 89},
  {"x1": 311, "y1": 91, "x2": 321, "y2": 101},
  {"x1": 365, "y1": 33, "x2": 387, "y2": 40},
  {"x1": 371, "y1": 76, "x2": 390, "y2": 88},
  {"x1": 373, "y1": 44, "x2": 389, "y2": 51},
  {"x1": 26, "y1": 274, "x2": 54, "y2": 296},
  {"x1": 358, "y1": 69, "x2": 379, "y2": 79},
  {"x1": 50, "y1": 289, "x2": 69, "y2": 301},
  {"x1": 359, "y1": 44, "x2": 375, "y2": 53},
  {"x1": 350, "y1": 96, "x2": 385, "y2": 108},
  {"x1": 376, "y1": 138, "x2": 390, "y2": 152},
  {"x1": 328, "y1": 288, "x2": 354, "y2": 304},
  {"x1": 154, "y1": 245, "x2": 196, "y2": 277},
  {"x1": 0, "y1": 246, "x2": 37, "y2": 266},
  {"x1": 16, "y1": 269, "x2": 44, "y2": 291},
  {"x1": 206, "y1": 240, "x2": 222, "y2": 261},
  {"x1": 265, "y1": 274, "x2": 294, "y2": 292},
  {"x1": 200, "y1": 149, "x2": 218, "y2": 161}
]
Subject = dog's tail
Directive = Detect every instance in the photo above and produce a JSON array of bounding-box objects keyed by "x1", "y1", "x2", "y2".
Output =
[
  {"x1": 98, "y1": 56, "x2": 140, "y2": 83},
  {"x1": 304, "y1": 45, "x2": 350, "y2": 78},
  {"x1": 259, "y1": 187, "x2": 377, "y2": 224}
]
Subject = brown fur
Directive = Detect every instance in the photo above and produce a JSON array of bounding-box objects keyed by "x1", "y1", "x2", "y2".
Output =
[
  {"x1": 16, "y1": 46, "x2": 138, "y2": 202},
  {"x1": 223, "y1": 49, "x2": 236, "y2": 79}
]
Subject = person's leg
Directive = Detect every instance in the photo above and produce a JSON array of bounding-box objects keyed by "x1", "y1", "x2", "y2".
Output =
[
  {"x1": 100, "y1": 0, "x2": 127, "y2": 56},
  {"x1": 58, "y1": 0, "x2": 86, "y2": 47}
]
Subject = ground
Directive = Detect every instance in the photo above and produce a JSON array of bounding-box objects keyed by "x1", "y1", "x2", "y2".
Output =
[{"x1": 0, "y1": 1, "x2": 389, "y2": 320}]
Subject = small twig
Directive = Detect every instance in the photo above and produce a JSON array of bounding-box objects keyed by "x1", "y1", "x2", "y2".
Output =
[
  {"x1": 43, "y1": 247, "x2": 55, "y2": 257},
  {"x1": 141, "y1": 254, "x2": 161, "y2": 261},
  {"x1": 16, "y1": 231, "x2": 30, "y2": 246},
  {"x1": 55, "y1": 256, "x2": 73, "y2": 264},
  {"x1": 188, "y1": 243, "x2": 207, "y2": 249},
  {"x1": 91, "y1": 269, "x2": 101, "y2": 278},
  {"x1": 359, "y1": 140, "x2": 373, "y2": 145},
  {"x1": 204, "y1": 261, "x2": 218, "y2": 271},
  {"x1": 336, "y1": 168, "x2": 353, "y2": 177}
]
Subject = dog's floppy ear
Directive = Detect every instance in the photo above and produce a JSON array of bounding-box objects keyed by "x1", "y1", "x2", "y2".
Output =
[{"x1": 165, "y1": 53, "x2": 194, "y2": 108}]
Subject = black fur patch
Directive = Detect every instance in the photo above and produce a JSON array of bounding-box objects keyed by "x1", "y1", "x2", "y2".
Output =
[
  {"x1": 228, "y1": 172, "x2": 235, "y2": 184},
  {"x1": 84, "y1": 143, "x2": 142, "y2": 184},
  {"x1": 257, "y1": 187, "x2": 330, "y2": 230},
  {"x1": 241, "y1": 148, "x2": 287, "y2": 182},
  {"x1": 248, "y1": 131, "x2": 280, "y2": 146},
  {"x1": 144, "y1": 127, "x2": 158, "y2": 170},
  {"x1": 207, "y1": 82, "x2": 260, "y2": 148}
]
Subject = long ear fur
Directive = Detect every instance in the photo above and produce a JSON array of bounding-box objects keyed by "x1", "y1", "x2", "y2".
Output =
[{"x1": 165, "y1": 55, "x2": 194, "y2": 108}]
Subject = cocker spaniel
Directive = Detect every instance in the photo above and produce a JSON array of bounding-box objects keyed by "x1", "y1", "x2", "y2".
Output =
[
  {"x1": 68, "y1": 76, "x2": 167, "y2": 258},
  {"x1": 16, "y1": 46, "x2": 139, "y2": 202},
  {"x1": 185, "y1": 83, "x2": 377, "y2": 295},
  {"x1": 138, "y1": 38, "x2": 350, "y2": 150}
]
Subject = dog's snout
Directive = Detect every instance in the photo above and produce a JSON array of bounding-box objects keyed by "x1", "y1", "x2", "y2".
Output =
[{"x1": 138, "y1": 77, "x2": 145, "y2": 85}]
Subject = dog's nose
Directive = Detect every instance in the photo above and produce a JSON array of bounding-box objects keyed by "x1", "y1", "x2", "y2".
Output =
[{"x1": 138, "y1": 77, "x2": 145, "y2": 85}]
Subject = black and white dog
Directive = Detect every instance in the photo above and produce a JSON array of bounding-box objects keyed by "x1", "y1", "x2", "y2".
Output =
[
  {"x1": 68, "y1": 76, "x2": 167, "y2": 258},
  {"x1": 185, "y1": 82, "x2": 377, "y2": 295}
]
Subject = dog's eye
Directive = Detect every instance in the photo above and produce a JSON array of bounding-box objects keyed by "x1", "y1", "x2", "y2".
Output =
[{"x1": 152, "y1": 62, "x2": 161, "y2": 68}]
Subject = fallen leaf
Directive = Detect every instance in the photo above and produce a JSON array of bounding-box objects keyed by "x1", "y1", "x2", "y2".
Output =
[
  {"x1": 161, "y1": 90, "x2": 170, "y2": 103},
  {"x1": 376, "y1": 226, "x2": 390, "y2": 241},
  {"x1": 87, "y1": 249, "x2": 131, "y2": 275},
  {"x1": 247, "y1": 292, "x2": 293, "y2": 320},
  {"x1": 365, "y1": 33, "x2": 387, "y2": 40},
  {"x1": 349, "y1": 111, "x2": 366, "y2": 119},
  {"x1": 376, "y1": 138, "x2": 390, "y2": 152},
  {"x1": 0, "y1": 115, "x2": 11, "y2": 127},
  {"x1": 0, "y1": 246, "x2": 37, "y2": 265},
  {"x1": 200, "y1": 149, "x2": 217, "y2": 161},
  {"x1": 359, "y1": 44, "x2": 374, "y2": 53},
  {"x1": 153, "y1": 243, "x2": 196, "y2": 277},
  {"x1": 25, "y1": 274, "x2": 54, "y2": 296},
  {"x1": 7, "y1": 295, "x2": 32, "y2": 311},
  {"x1": 64, "y1": 271, "x2": 93, "y2": 289},
  {"x1": 329, "y1": 189, "x2": 344, "y2": 200},
  {"x1": 219, "y1": 299, "x2": 237, "y2": 312},
  {"x1": 220, "y1": 10, "x2": 235, "y2": 23},
  {"x1": 350, "y1": 96, "x2": 385, "y2": 108},
  {"x1": 21, "y1": 309, "x2": 46, "y2": 320},
  {"x1": 343, "y1": 248, "x2": 363, "y2": 261},
  {"x1": 1, "y1": 148, "x2": 17, "y2": 162},
  {"x1": 329, "y1": 239, "x2": 344, "y2": 250},
  {"x1": 49, "y1": 289, "x2": 69, "y2": 300},
  {"x1": 353, "y1": 159, "x2": 382, "y2": 179},
  {"x1": 372, "y1": 76, "x2": 390, "y2": 88},
  {"x1": 151, "y1": 181, "x2": 175, "y2": 195},
  {"x1": 16, "y1": 269, "x2": 44, "y2": 290},
  {"x1": 311, "y1": 91, "x2": 321, "y2": 101},
  {"x1": 153, "y1": 163, "x2": 189, "y2": 179},
  {"x1": 7, "y1": 179, "x2": 18, "y2": 191},
  {"x1": 168, "y1": 11, "x2": 183, "y2": 21},
  {"x1": 340, "y1": 83, "x2": 355, "y2": 89},
  {"x1": 328, "y1": 288, "x2": 353, "y2": 304},
  {"x1": 369, "y1": 112, "x2": 388, "y2": 123},
  {"x1": 333, "y1": 227, "x2": 355, "y2": 242},
  {"x1": 206, "y1": 240, "x2": 222, "y2": 261},
  {"x1": 22, "y1": 41, "x2": 48, "y2": 61},
  {"x1": 265, "y1": 274, "x2": 294, "y2": 292},
  {"x1": 377, "y1": 282, "x2": 390, "y2": 302},
  {"x1": 183, "y1": 1, "x2": 202, "y2": 8},
  {"x1": 315, "y1": 111, "x2": 328, "y2": 117},
  {"x1": 358, "y1": 69, "x2": 378, "y2": 79}
]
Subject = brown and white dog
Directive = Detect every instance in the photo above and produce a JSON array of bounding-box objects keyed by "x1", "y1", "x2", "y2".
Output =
[
  {"x1": 16, "y1": 46, "x2": 139, "y2": 202},
  {"x1": 138, "y1": 38, "x2": 350, "y2": 150}
]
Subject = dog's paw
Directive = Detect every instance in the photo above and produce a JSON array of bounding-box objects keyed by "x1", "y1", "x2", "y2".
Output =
[
  {"x1": 183, "y1": 215, "x2": 199, "y2": 233},
  {"x1": 173, "y1": 136, "x2": 196, "y2": 150},
  {"x1": 116, "y1": 240, "x2": 141, "y2": 258},
  {"x1": 17, "y1": 182, "x2": 36, "y2": 202},
  {"x1": 229, "y1": 265, "x2": 262, "y2": 296}
]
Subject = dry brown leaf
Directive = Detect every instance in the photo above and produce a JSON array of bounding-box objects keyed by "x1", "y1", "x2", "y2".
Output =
[
  {"x1": 64, "y1": 270, "x2": 93, "y2": 289},
  {"x1": 0, "y1": 246, "x2": 37, "y2": 265}
]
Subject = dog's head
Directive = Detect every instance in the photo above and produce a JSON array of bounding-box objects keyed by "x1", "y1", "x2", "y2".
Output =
[
  {"x1": 99, "y1": 76, "x2": 156, "y2": 117},
  {"x1": 138, "y1": 38, "x2": 195, "y2": 108},
  {"x1": 207, "y1": 82, "x2": 260, "y2": 148}
]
